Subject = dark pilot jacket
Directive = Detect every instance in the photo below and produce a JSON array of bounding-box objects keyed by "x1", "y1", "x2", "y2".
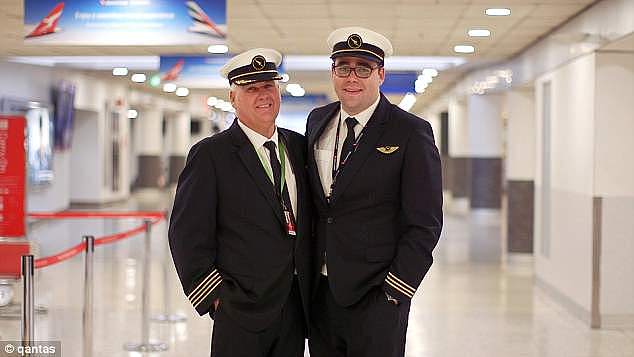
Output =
[
  {"x1": 169, "y1": 120, "x2": 313, "y2": 333},
  {"x1": 306, "y1": 93, "x2": 443, "y2": 306}
]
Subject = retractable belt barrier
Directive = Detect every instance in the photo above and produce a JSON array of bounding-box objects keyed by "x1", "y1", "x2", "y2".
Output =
[
  {"x1": 29, "y1": 212, "x2": 164, "y2": 269},
  {"x1": 21, "y1": 211, "x2": 171, "y2": 356}
]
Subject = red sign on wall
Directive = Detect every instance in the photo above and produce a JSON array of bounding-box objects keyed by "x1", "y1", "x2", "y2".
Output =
[{"x1": 0, "y1": 115, "x2": 26, "y2": 237}]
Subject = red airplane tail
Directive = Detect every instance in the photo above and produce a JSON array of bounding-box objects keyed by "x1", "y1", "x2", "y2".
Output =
[
  {"x1": 26, "y1": 3, "x2": 64, "y2": 38},
  {"x1": 161, "y1": 59, "x2": 185, "y2": 81}
]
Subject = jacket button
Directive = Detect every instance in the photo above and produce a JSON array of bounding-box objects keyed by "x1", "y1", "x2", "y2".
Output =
[{"x1": 327, "y1": 217, "x2": 333, "y2": 224}]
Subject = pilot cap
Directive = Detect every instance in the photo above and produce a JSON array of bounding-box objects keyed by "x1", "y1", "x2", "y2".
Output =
[
  {"x1": 327, "y1": 27, "x2": 393, "y2": 65},
  {"x1": 220, "y1": 48, "x2": 283, "y2": 85}
]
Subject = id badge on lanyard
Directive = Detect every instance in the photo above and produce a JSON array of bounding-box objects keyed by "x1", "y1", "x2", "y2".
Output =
[{"x1": 284, "y1": 210, "x2": 297, "y2": 237}]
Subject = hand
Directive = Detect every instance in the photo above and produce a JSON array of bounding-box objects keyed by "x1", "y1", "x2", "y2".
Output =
[
  {"x1": 213, "y1": 298, "x2": 220, "y2": 310},
  {"x1": 384, "y1": 292, "x2": 399, "y2": 305}
]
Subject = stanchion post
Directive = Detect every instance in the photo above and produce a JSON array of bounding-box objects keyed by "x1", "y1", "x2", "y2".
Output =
[
  {"x1": 124, "y1": 219, "x2": 168, "y2": 352},
  {"x1": 21, "y1": 255, "x2": 34, "y2": 348},
  {"x1": 83, "y1": 236, "x2": 95, "y2": 357},
  {"x1": 152, "y1": 211, "x2": 186, "y2": 323},
  {"x1": 141, "y1": 220, "x2": 151, "y2": 345}
]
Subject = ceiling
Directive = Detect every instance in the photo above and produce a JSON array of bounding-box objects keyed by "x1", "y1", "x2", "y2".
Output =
[{"x1": 0, "y1": 0, "x2": 600, "y2": 111}]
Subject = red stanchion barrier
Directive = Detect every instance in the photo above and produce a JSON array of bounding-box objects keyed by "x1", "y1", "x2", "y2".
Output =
[
  {"x1": 28, "y1": 212, "x2": 165, "y2": 269},
  {"x1": 94, "y1": 219, "x2": 161, "y2": 246},
  {"x1": 34, "y1": 242, "x2": 86, "y2": 269}
]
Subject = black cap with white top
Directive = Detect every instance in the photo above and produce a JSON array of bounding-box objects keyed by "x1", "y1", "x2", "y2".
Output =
[
  {"x1": 327, "y1": 27, "x2": 394, "y2": 65},
  {"x1": 220, "y1": 48, "x2": 283, "y2": 85}
]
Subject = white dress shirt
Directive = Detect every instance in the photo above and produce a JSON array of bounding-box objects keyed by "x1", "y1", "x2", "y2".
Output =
[
  {"x1": 313, "y1": 95, "x2": 381, "y2": 275},
  {"x1": 237, "y1": 120, "x2": 297, "y2": 216},
  {"x1": 314, "y1": 95, "x2": 381, "y2": 198}
]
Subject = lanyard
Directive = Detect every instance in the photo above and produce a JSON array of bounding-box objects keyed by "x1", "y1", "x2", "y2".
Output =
[
  {"x1": 257, "y1": 138, "x2": 296, "y2": 235},
  {"x1": 331, "y1": 111, "x2": 366, "y2": 184},
  {"x1": 256, "y1": 138, "x2": 286, "y2": 196}
]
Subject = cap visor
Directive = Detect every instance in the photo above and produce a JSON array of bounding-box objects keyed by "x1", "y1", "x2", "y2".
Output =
[
  {"x1": 331, "y1": 52, "x2": 383, "y2": 64},
  {"x1": 233, "y1": 73, "x2": 283, "y2": 85}
]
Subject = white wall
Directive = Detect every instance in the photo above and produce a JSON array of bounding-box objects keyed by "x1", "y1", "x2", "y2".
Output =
[
  {"x1": 70, "y1": 109, "x2": 101, "y2": 202},
  {"x1": 594, "y1": 52, "x2": 634, "y2": 197},
  {"x1": 467, "y1": 94, "x2": 503, "y2": 157},
  {"x1": 167, "y1": 111, "x2": 191, "y2": 156},
  {"x1": 534, "y1": 53, "x2": 596, "y2": 316},
  {"x1": 425, "y1": 112, "x2": 441, "y2": 150},
  {"x1": 66, "y1": 72, "x2": 131, "y2": 203},
  {"x1": 594, "y1": 51, "x2": 634, "y2": 321},
  {"x1": 448, "y1": 98, "x2": 469, "y2": 157},
  {"x1": 136, "y1": 108, "x2": 163, "y2": 155},
  {"x1": 504, "y1": 89, "x2": 535, "y2": 181}
]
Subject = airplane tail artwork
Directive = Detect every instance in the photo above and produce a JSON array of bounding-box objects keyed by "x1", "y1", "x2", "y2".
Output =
[
  {"x1": 26, "y1": 2, "x2": 64, "y2": 38},
  {"x1": 186, "y1": 1, "x2": 226, "y2": 38},
  {"x1": 161, "y1": 59, "x2": 185, "y2": 81}
]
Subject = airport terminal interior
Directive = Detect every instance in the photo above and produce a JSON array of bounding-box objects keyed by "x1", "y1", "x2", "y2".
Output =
[{"x1": 0, "y1": 0, "x2": 633, "y2": 356}]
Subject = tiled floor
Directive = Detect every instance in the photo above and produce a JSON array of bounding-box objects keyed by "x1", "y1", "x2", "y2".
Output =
[{"x1": 0, "y1": 189, "x2": 632, "y2": 356}]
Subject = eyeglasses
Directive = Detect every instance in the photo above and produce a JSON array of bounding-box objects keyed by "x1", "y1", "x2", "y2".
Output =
[{"x1": 332, "y1": 64, "x2": 381, "y2": 79}]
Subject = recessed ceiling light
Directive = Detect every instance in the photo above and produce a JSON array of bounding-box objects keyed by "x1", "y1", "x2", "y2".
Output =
[
  {"x1": 415, "y1": 80, "x2": 429, "y2": 89},
  {"x1": 290, "y1": 88, "x2": 305, "y2": 97},
  {"x1": 418, "y1": 74, "x2": 433, "y2": 84},
  {"x1": 468, "y1": 29, "x2": 491, "y2": 37},
  {"x1": 415, "y1": 80, "x2": 428, "y2": 93},
  {"x1": 112, "y1": 67, "x2": 128, "y2": 76},
  {"x1": 422, "y1": 68, "x2": 438, "y2": 77},
  {"x1": 127, "y1": 109, "x2": 138, "y2": 119},
  {"x1": 208, "y1": 45, "x2": 229, "y2": 54},
  {"x1": 175, "y1": 87, "x2": 189, "y2": 97},
  {"x1": 485, "y1": 8, "x2": 511, "y2": 16},
  {"x1": 285, "y1": 83, "x2": 302, "y2": 93},
  {"x1": 163, "y1": 83, "x2": 177, "y2": 93},
  {"x1": 454, "y1": 45, "x2": 475, "y2": 54},
  {"x1": 131, "y1": 73, "x2": 146, "y2": 83}
]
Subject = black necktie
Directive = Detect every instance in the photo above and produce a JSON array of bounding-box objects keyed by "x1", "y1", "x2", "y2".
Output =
[
  {"x1": 339, "y1": 117, "x2": 358, "y2": 168},
  {"x1": 263, "y1": 141, "x2": 294, "y2": 216}
]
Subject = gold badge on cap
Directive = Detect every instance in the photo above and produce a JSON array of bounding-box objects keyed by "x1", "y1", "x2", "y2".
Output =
[
  {"x1": 376, "y1": 146, "x2": 399, "y2": 154},
  {"x1": 347, "y1": 34, "x2": 363, "y2": 49},
  {"x1": 251, "y1": 55, "x2": 266, "y2": 71}
]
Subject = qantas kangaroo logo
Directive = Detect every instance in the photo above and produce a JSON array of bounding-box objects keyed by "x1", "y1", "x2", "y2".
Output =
[
  {"x1": 186, "y1": 1, "x2": 226, "y2": 38},
  {"x1": 26, "y1": 3, "x2": 64, "y2": 38}
]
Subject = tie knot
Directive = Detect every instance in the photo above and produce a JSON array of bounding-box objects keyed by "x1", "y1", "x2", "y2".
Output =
[
  {"x1": 345, "y1": 117, "x2": 358, "y2": 130},
  {"x1": 263, "y1": 140, "x2": 276, "y2": 152}
]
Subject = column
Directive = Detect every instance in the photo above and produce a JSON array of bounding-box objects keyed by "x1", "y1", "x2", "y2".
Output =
[
  {"x1": 447, "y1": 98, "x2": 470, "y2": 212},
  {"x1": 593, "y1": 51, "x2": 634, "y2": 328},
  {"x1": 136, "y1": 107, "x2": 163, "y2": 188},
  {"x1": 166, "y1": 111, "x2": 191, "y2": 185},
  {"x1": 504, "y1": 89, "x2": 535, "y2": 253},
  {"x1": 467, "y1": 93, "x2": 503, "y2": 212}
]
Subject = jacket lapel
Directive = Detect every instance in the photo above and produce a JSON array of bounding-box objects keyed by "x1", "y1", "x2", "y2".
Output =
[
  {"x1": 307, "y1": 103, "x2": 339, "y2": 207},
  {"x1": 329, "y1": 95, "x2": 391, "y2": 206},
  {"x1": 229, "y1": 120, "x2": 284, "y2": 225}
]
